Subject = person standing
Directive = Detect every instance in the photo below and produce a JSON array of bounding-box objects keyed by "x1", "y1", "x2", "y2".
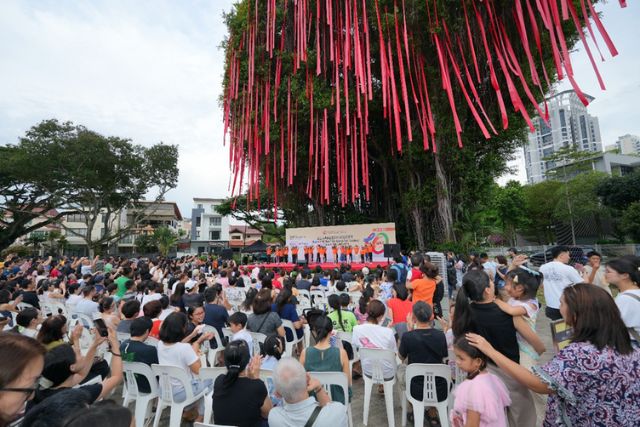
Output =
[
  {"x1": 605, "y1": 257, "x2": 640, "y2": 343},
  {"x1": 539, "y1": 246, "x2": 583, "y2": 321},
  {"x1": 582, "y1": 251, "x2": 610, "y2": 295}
]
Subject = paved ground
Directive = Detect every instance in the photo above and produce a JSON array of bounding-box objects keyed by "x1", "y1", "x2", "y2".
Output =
[{"x1": 124, "y1": 297, "x2": 555, "y2": 426}]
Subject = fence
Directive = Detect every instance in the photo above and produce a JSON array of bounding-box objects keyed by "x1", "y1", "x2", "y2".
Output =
[{"x1": 483, "y1": 244, "x2": 640, "y2": 262}]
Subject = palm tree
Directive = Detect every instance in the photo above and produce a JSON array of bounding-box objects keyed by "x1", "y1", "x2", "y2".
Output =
[{"x1": 153, "y1": 226, "x2": 178, "y2": 257}]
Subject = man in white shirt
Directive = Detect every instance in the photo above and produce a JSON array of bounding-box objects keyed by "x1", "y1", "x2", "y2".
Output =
[
  {"x1": 480, "y1": 252, "x2": 498, "y2": 281},
  {"x1": 268, "y1": 357, "x2": 347, "y2": 427},
  {"x1": 74, "y1": 285, "x2": 100, "y2": 319},
  {"x1": 539, "y1": 246, "x2": 583, "y2": 321}
]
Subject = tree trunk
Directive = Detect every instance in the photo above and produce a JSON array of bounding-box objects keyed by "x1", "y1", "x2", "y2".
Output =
[
  {"x1": 434, "y1": 151, "x2": 455, "y2": 242},
  {"x1": 409, "y1": 174, "x2": 426, "y2": 250}
]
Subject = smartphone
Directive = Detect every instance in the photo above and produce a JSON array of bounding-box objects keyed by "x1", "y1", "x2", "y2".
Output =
[{"x1": 93, "y1": 318, "x2": 109, "y2": 337}]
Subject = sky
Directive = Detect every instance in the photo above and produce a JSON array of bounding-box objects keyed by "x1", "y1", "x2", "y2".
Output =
[{"x1": 0, "y1": 0, "x2": 638, "y2": 217}]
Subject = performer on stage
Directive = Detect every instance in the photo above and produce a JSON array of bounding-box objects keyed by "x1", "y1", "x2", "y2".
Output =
[
  {"x1": 321, "y1": 245, "x2": 327, "y2": 263},
  {"x1": 291, "y1": 246, "x2": 298, "y2": 264},
  {"x1": 347, "y1": 245, "x2": 353, "y2": 263},
  {"x1": 283, "y1": 246, "x2": 289, "y2": 263},
  {"x1": 354, "y1": 245, "x2": 360, "y2": 263},
  {"x1": 266, "y1": 246, "x2": 273, "y2": 263},
  {"x1": 331, "y1": 245, "x2": 338, "y2": 263}
]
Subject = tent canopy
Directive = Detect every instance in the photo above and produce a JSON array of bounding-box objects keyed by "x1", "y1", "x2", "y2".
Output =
[{"x1": 241, "y1": 239, "x2": 268, "y2": 253}]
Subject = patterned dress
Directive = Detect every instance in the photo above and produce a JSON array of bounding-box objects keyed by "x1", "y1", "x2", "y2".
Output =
[{"x1": 534, "y1": 341, "x2": 640, "y2": 426}]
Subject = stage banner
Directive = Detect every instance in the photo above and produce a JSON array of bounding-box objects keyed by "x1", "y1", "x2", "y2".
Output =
[{"x1": 286, "y1": 223, "x2": 396, "y2": 262}]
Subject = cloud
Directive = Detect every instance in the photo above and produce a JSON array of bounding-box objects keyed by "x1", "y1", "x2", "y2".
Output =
[{"x1": 0, "y1": 0, "x2": 237, "y2": 216}]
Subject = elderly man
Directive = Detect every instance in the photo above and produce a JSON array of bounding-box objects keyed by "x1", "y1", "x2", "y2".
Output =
[{"x1": 268, "y1": 357, "x2": 347, "y2": 427}]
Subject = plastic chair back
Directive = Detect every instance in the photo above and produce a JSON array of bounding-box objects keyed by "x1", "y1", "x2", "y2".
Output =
[
  {"x1": 405, "y1": 363, "x2": 451, "y2": 406},
  {"x1": 358, "y1": 348, "x2": 397, "y2": 383},
  {"x1": 123, "y1": 361, "x2": 158, "y2": 397},
  {"x1": 152, "y1": 364, "x2": 194, "y2": 404}
]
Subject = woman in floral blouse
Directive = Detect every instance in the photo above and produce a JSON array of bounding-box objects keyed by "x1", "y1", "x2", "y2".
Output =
[{"x1": 467, "y1": 283, "x2": 640, "y2": 426}]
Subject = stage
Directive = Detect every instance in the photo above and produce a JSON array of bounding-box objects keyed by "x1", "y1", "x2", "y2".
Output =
[{"x1": 242, "y1": 261, "x2": 391, "y2": 272}]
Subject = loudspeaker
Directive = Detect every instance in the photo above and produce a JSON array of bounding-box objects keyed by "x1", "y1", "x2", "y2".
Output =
[{"x1": 383, "y1": 243, "x2": 401, "y2": 258}]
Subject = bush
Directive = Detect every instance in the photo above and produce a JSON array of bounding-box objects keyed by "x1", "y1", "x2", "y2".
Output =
[{"x1": 621, "y1": 202, "x2": 640, "y2": 242}]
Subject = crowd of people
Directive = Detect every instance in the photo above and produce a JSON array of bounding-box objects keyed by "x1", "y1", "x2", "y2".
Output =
[{"x1": 0, "y1": 245, "x2": 639, "y2": 427}]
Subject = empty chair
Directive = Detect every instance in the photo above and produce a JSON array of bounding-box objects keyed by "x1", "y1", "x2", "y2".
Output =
[
  {"x1": 310, "y1": 289, "x2": 327, "y2": 309},
  {"x1": 310, "y1": 371, "x2": 354, "y2": 427},
  {"x1": 151, "y1": 364, "x2": 211, "y2": 427},
  {"x1": 401, "y1": 363, "x2": 452, "y2": 427},
  {"x1": 358, "y1": 348, "x2": 398, "y2": 427},
  {"x1": 123, "y1": 361, "x2": 159, "y2": 427},
  {"x1": 68, "y1": 311, "x2": 94, "y2": 329},
  {"x1": 200, "y1": 367, "x2": 228, "y2": 424},
  {"x1": 336, "y1": 331, "x2": 359, "y2": 375}
]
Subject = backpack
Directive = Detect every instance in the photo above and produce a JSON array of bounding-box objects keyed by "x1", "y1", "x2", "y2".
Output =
[{"x1": 391, "y1": 263, "x2": 408, "y2": 284}]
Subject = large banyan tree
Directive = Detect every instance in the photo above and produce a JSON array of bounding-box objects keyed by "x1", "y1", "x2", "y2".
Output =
[{"x1": 220, "y1": 0, "x2": 625, "y2": 249}]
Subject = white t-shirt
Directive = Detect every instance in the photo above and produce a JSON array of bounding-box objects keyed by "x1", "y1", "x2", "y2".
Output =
[
  {"x1": 141, "y1": 293, "x2": 163, "y2": 308},
  {"x1": 232, "y1": 328, "x2": 253, "y2": 356},
  {"x1": 157, "y1": 341, "x2": 199, "y2": 393},
  {"x1": 615, "y1": 290, "x2": 640, "y2": 339},
  {"x1": 352, "y1": 323, "x2": 397, "y2": 379},
  {"x1": 74, "y1": 299, "x2": 99, "y2": 317},
  {"x1": 66, "y1": 294, "x2": 83, "y2": 308},
  {"x1": 539, "y1": 261, "x2": 583, "y2": 309}
]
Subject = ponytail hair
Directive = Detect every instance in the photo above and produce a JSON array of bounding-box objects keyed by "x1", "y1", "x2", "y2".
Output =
[
  {"x1": 99, "y1": 296, "x2": 114, "y2": 313},
  {"x1": 311, "y1": 315, "x2": 333, "y2": 341},
  {"x1": 506, "y1": 268, "x2": 543, "y2": 299},
  {"x1": 264, "y1": 335, "x2": 285, "y2": 360},
  {"x1": 217, "y1": 340, "x2": 251, "y2": 394},
  {"x1": 328, "y1": 294, "x2": 345, "y2": 331},
  {"x1": 452, "y1": 271, "x2": 490, "y2": 338},
  {"x1": 359, "y1": 285, "x2": 374, "y2": 315}
]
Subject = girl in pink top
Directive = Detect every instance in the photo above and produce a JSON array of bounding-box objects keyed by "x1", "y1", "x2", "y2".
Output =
[{"x1": 450, "y1": 337, "x2": 510, "y2": 427}]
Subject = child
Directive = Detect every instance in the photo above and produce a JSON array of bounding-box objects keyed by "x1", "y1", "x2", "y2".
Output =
[
  {"x1": 228, "y1": 312, "x2": 253, "y2": 355},
  {"x1": 494, "y1": 267, "x2": 546, "y2": 425},
  {"x1": 261, "y1": 335, "x2": 285, "y2": 407},
  {"x1": 450, "y1": 336, "x2": 510, "y2": 427},
  {"x1": 494, "y1": 268, "x2": 543, "y2": 367}
]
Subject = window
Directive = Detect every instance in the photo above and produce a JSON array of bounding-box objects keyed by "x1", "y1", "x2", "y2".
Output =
[
  {"x1": 66, "y1": 213, "x2": 85, "y2": 223},
  {"x1": 210, "y1": 230, "x2": 221, "y2": 240},
  {"x1": 211, "y1": 205, "x2": 216, "y2": 212},
  {"x1": 195, "y1": 217, "x2": 201, "y2": 227},
  {"x1": 209, "y1": 217, "x2": 221, "y2": 226},
  {"x1": 231, "y1": 235, "x2": 242, "y2": 240},
  {"x1": 30, "y1": 231, "x2": 47, "y2": 239},
  {"x1": 197, "y1": 204, "x2": 203, "y2": 209},
  {"x1": 559, "y1": 109, "x2": 566, "y2": 127},
  {"x1": 196, "y1": 231, "x2": 200, "y2": 239},
  {"x1": 67, "y1": 228, "x2": 87, "y2": 237}
]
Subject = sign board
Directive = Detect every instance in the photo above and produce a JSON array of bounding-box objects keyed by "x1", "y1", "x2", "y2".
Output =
[
  {"x1": 285, "y1": 223, "x2": 397, "y2": 262},
  {"x1": 550, "y1": 319, "x2": 573, "y2": 351}
]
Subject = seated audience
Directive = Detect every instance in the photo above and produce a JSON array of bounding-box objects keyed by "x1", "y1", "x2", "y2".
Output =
[
  {"x1": 269, "y1": 357, "x2": 347, "y2": 427},
  {"x1": 120, "y1": 317, "x2": 158, "y2": 393},
  {"x1": 212, "y1": 340, "x2": 272, "y2": 426}
]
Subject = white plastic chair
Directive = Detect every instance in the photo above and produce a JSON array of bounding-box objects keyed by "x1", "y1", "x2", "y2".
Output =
[
  {"x1": 47, "y1": 301, "x2": 68, "y2": 317},
  {"x1": 123, "y1": 361, "x2": 159, "y2": 427},
  {"x1": 151, "y1": 364, "x2": 210, "y2": 427},
  {"x1": 310, "y1": 289, "x2": 327, "y2": 309},
  {"x1": 17, "y1": 302, "x2": 35, "y2": 311},
  {"x1": 358, "y1": 348, "x2": 398, "y2": 427},
  {"x1": 401, "y1": 364, "x2": 452, "y2": 427},
  {"x1": 116, "y1": 332, "x2": 131, "y2": 343},
  {"x1": 310, "y1": 371, "x2": 353, "y2": 427},
  {"x1": 281, "y1": 320, "x2": 303, "y2": 357},
  {"x1": 297, "y1": 289, "x2": 312, "y2": 307},
  {"x1": 145, "y1": 336, "x2": 160, "y2": 347},
  {"x1": 200, "y1": 367, "x2": 227, "y2": 424},
  {"x1": 336, "y1": 331, "x2": 359, "y2": 375},
  {"x1": 68, "y1": 311, "x2": 94, "y2": 329},
  {"x1": 201, "y1": 326, "x2": 225, "y2": 367}
]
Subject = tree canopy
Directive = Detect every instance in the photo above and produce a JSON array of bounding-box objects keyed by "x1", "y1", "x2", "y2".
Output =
[
  {"x1": 0, "y1": 119, "x2": 179, "y2": 254},
  {"x1": 220, "y1": 0, "x2": 621, "y2": 248}
]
